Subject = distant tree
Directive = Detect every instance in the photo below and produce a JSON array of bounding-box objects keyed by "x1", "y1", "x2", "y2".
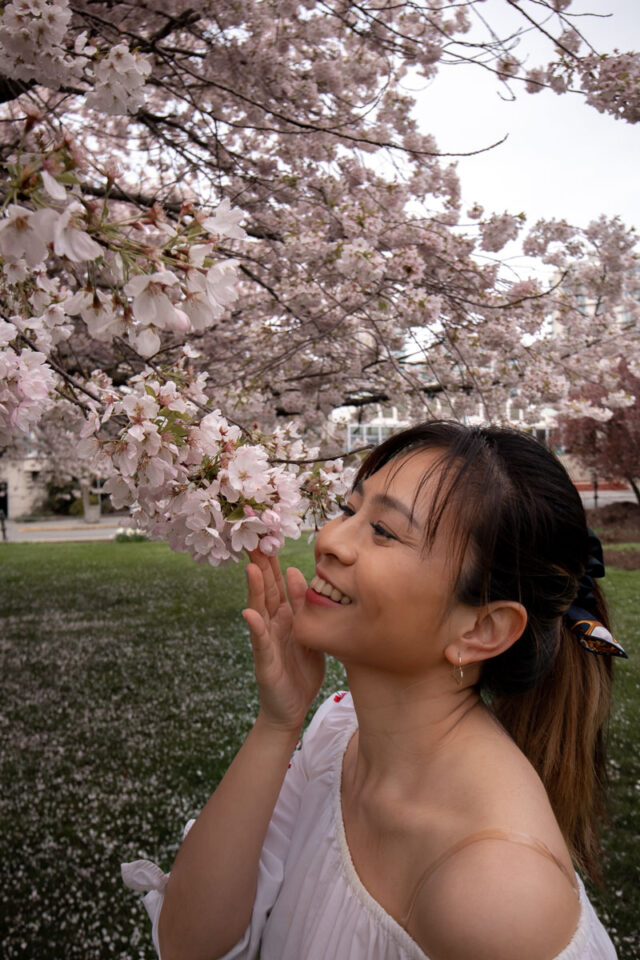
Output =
[{"x1": 556, "y1": 359, "x2": 640, "y2": 504}]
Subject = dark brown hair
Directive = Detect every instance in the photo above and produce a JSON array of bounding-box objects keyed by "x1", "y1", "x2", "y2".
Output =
[{"x1": 357, "y1": 420, "x2": 613, "y2": 881}]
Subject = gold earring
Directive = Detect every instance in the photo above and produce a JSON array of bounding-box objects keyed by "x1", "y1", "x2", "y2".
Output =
[{"x1": 453, "y1": 653, "x2": 464, "y2": 686}]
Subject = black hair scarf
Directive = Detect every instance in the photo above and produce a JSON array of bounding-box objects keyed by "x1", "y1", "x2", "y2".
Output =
[{"x1": 565, "y1": 530, "x2": 628, "y2": 659}]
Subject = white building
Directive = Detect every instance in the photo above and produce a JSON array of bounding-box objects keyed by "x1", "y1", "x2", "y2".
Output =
[{"x1": 0, "y1": 453, "x2": 46, "y2": 519}]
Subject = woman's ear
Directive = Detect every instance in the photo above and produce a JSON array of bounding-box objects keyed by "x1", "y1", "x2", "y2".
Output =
[{"x1": 446, "y1": 601, "x2": 528, "y2": 667}]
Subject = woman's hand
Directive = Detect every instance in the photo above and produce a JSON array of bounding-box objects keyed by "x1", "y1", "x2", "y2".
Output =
[
  {"x1": 160, "y1": 548, "x2": 320, "y2": 960},
  {"x1": 242, "y1": 549, "x2": 325, "y2": 733}
]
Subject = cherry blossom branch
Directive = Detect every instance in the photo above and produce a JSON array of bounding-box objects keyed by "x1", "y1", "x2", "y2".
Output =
[
  {"x1": 505, "y1": 0, "x2": 582, "y2": 62},
  {"x1": 17, "y1": 334, "x2": 102, "y2": 406}
]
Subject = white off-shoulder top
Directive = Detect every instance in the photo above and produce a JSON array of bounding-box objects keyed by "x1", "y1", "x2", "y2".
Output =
[{"x1": 122, "y1": 692, "x2": 618, "y2": 960}]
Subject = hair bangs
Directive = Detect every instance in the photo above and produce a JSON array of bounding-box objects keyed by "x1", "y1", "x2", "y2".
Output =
[{"x1": 354, "y1": 422, "x2": 512, "y2": 603}]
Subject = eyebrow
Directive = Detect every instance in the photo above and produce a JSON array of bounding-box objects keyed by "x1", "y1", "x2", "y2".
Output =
[{"x1": 352, "y1": 479, "x2": 418, "y2": 527}]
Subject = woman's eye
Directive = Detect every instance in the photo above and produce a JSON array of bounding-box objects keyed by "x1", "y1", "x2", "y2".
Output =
[
  {"x1": 338, "y1": 504, "x2": 395, "y2": 541},
  {"x1": 370, "y1": 522, "x2": 395, "y2": 541}
]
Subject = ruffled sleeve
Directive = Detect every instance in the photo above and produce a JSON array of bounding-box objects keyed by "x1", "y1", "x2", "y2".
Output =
[{"x1": 121, "y1": 692, "x2": 347, "y2": 960}]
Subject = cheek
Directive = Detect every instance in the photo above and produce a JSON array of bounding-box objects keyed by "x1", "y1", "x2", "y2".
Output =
[
  {"x1": 374, "y1": 571, "x2": 451, "y2": 638},
  {"x1": 362, "y1": 568, "x2": 424, "y2": 631}
]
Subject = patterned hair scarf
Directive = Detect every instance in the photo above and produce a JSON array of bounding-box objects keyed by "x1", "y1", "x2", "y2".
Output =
[{"x1": 565, "y1": 530, "x2": 628, "y2": 659}]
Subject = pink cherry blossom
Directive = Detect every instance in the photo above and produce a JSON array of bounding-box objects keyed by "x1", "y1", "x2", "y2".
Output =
[
  {"x1": 0, "y1": 321, "x2": 17, "y2": 348},
  {"x1": 0, "y1": 205, "x2": 49, "y2": 268},
  {"x1": 0, "y1": 347, "x2": 56, "y2": 445},
  {"x1": 41, "y1": 169, "x2": 67, "y2": 202},
  {"x1": 50, "y1": 203, "x2": 103, "y2": 261},
  {"x1": 229, "y1": 514, "x2": 268, "y2": 553},
  {"x1": 124, "y1": 271, "x2": 181, "y2": 328},
  {"x1": 479, "y1": 213, "x2": 523, "y2": 253},
  {"x1": 87, "y1": 43, "x2": 151, "y2": 115},
  {"x1": 183, "y1": 271, "x2": 225, "y2": 331},
  {"x1": 103, "y1": 475, "x2": 137, "y2": 509},
  {"x1": 201, "y1": 199, "x2": 247, "y2": 241},
  {"x1": 224, "y1": 445, "x2": 271, "y2": 500},
  {"x1": 133, "y1": 327, "x2": 161, "y2": 358},
  {"x1": 197, "y1": 411, "x2": 242, "y2": 447},
  {"x1": 67, "y1": 290, "x2": 126, "y2": 341}
]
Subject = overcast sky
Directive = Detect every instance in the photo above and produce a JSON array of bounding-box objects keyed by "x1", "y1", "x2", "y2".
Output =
[{"x1": 410, "y1": 0, "x2": 640, "y2": 271}]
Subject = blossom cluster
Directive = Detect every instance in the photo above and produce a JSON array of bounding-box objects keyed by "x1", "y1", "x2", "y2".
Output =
[
  {"x1": 479, "y1": 212, "x2": 524, "y2": 253},
  {"x1": 0, "y1": 327, "x2": 56, "y2": 445},
  {"x1": 86, "y1": 43, "x2": 152, "y2": 115},
  {"x1": 0, "y1": 0, "x2": 83, "y2": 90},
  {"x1": 0, "y1": 0, "x2": 151, "y2": 116},
  {"x1": 0, "y1": 151, "x2": 247, "y2": 442},
  {"x1": 79, "y1": 373, "x2": 354, "y2": 566},
  {"x1": 0, "y1": 200, "x2": 102, "y2": 268},
  {"x1": 0, "y1": 138, "x2": 357, "y2": 567},
  {"x1": 524, "y1": 32, "x2": 640, "y2": 125},
  {"x1": 578, "y1": 52, "x2": 640, "y2": 125}
]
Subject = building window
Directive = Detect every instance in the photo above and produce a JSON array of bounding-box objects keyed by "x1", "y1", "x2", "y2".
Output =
[{"x1": 347, "y1": 423, "x2": 396, "y2": 451}]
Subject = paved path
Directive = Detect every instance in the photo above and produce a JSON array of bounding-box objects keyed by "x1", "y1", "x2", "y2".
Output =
[
  {"x1": 1, "y1": 515, "x2": 131, "y2": 543},
  {"x1": 579, "y1": 489, "x2": 637, "y2": 511}
]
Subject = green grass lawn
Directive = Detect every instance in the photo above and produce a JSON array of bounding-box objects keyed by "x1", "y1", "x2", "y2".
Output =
[{"x1": 0, "y1": 542, "x2": 638, "y2": 959}]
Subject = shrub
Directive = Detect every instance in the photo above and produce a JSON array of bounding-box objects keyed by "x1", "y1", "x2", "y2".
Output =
[{"x1": 114, "y1": 527, "x2": 149, "y2": 542}]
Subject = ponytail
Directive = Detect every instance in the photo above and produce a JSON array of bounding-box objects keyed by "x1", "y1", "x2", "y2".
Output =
[{"x1": 490, "y1": 589, "x2": 613, "y2": 881}]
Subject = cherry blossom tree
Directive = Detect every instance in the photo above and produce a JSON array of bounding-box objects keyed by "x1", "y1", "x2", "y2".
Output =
[
  {"x1": 556, "y1": 358, "x2": 640, "y2": 505},
  {"x1": 0, "y1": 0, "x2": 639, "y2": 563}
]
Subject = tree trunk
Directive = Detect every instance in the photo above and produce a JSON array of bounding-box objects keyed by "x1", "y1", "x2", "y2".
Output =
[
  {"x1": 80, "y1": 478, "x2": 101, "y2": 523},
  {"x1": 624, "y1": 475, "x2": 640, "y2": 506}
]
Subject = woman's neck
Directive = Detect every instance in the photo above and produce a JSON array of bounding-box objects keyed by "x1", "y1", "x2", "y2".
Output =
[{"x1": 343, "y1": 664, "x2": 489, "y2": 798}]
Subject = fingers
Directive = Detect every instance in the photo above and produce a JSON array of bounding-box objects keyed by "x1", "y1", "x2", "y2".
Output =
[
  {"x1": 241, "y1": 607, "x2": 268, "y2": 651},
  {"x1": 245, "y1": 562, "x2": 267, "y2": 622},
  {"x1": 242, "y1": 608, "x2": 277, "y2": 682},
  {"x1": 246, "y1": 549, "x2": 285, "y2": 619},
  {"x1": 286, "y1": 566, "x2": 308, "y2": 617},
  {"x1": 268, "y1": 554, "x2": 287, "y2": 605}
]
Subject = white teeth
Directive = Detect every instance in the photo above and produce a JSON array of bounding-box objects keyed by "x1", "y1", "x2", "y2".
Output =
[{"x1": 310, "y1": 574, "x2": 352, "y2": 604}]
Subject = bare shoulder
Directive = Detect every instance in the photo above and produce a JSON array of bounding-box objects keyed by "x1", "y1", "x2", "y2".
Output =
[{"x1": 410, "y1": 837, "x2": 581, "y2": 960}]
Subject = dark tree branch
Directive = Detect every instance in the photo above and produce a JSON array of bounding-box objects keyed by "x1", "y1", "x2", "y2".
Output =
[{"x1": 0, "y1": 75, "x2": 36, "y2": 105}]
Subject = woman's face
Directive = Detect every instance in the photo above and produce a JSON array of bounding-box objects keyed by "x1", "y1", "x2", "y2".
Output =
[{"x1": 293, "y1": 449, "x2": 470, "y2": 676}]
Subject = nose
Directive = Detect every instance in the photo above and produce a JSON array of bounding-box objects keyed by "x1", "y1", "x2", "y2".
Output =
[{"x1": 315, "y1": 512, "x2": 357, "y2": 566}]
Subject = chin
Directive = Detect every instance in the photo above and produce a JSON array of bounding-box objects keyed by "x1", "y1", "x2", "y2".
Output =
[
  {"x1": 293, "y1": 607, "x2": 346, "y2": 655},
  {"x1": 292, "y1": 608, "x2": 324, "y2": 646}
]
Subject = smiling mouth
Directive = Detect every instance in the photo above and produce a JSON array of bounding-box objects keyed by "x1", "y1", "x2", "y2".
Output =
[{"x1": 309, "y1": 574, "x2": 352, "y2": 604}]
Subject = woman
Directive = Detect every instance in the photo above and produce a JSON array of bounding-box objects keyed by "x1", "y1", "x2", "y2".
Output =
[{"x1": 123, "y1": 421, "x2": 624, "y2": 960}]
